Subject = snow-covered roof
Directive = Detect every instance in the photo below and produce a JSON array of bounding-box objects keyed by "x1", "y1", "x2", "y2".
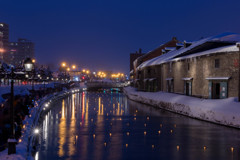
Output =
[
  {"x1": 171, "y1": 45, "x2": 238, "y2": 62},
  {"x1": 137, "y1": 32, "x2": 240, "y2": 70},
  {"x1": 165, "y1": 47, "x2": 175, "y2": 51}
]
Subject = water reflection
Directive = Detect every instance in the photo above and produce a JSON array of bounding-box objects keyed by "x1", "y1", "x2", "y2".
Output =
[
  {"x1": 37, "y1": 91, "x2": 240, "y2": 160},
  {"x1": 58, "y1": 99, "x2": 66, "y2": 157}
]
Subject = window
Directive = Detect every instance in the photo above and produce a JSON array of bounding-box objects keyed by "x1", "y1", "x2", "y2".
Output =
[
  {"x1": 148, "y1": 68, "x2": 151, "y2": 74},
  {"x1": 215, "y1": 59, "x2": 220, "y2": 68},
  {"x1": 169, "y1": 62, "x2": 172, "y2": 72},
  {"x1": 187, "y1": 63, "x2": 190, "y2": 71}
]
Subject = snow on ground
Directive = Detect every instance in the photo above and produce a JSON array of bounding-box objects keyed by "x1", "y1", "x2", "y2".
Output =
[
  {"x1": 0, "y1": 83, "x2": 55, "y2": 103},
  {"x1": 124, "y1": 87, "x2": 240, "y2": 128}
]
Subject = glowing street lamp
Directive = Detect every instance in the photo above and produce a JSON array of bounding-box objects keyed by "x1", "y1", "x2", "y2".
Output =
[
  {"x1": 72, "y1": 65, "x2": 76, "y2": 70},
  {"x1": 61, "y1": 62, "x2": 66, "y2": 67},
  {"x1": 24, "y1": 58, "x2": 34, "y2": 72},
  {"x1": 67, "y1": 67, "x2": 70, "y2": 71}
]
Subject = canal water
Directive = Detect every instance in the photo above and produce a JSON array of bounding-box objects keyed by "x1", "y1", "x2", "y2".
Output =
[{"x1": 36, "y1": 90, "x2": 240, "y2": 160}]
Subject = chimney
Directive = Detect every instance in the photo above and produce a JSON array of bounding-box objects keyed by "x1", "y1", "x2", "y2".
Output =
[{"x1": 172, "y1": 37, "x2": 177, "y2": 41}]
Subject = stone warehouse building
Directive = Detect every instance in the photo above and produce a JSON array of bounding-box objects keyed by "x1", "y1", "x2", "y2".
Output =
[
  {"x1": 131, "y1": 37, "x2": 179, "y2": 80},
  {"x1": 134, "y1": 33, "x2": 240, "y2": 99}
]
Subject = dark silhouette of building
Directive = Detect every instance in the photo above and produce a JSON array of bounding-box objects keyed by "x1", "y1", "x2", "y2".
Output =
[
  {"x1": 0, "y1": 23, "x2": 9, "y2": 62},
  {"x1": 9, "y1": 39, "x2": 35, "y2": 66},
  {"x1": 130, "y1": 48, "x2": 144, "y2": 71}
]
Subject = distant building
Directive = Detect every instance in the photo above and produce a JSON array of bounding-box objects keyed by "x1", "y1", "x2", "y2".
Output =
[
  {"x1": 130, "y1": 48, "x2": 144, "y2": 71},
  {"x1": 132, "y1": 37, "x2": 180, "y2": 80},
  {"x1": 0, "y1": 23, "x2": 9, "y2": 62},
  {"x1": 0, "y1": 32, "x2": 3, "y2": 61},
  {"x1": 9, "y1": 38, "x2": 35, "y2": 66}
]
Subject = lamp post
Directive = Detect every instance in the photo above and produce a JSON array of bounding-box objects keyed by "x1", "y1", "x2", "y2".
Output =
[
  {"x1": 8, "y1": 58, "x2": 33, "y2": 155},
  {"x1": 237, "y1": 43, "x2": 240, "y2": 102}
]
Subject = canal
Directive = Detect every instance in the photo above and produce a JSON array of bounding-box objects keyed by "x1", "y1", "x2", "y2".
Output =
[{"x1": 36, "y1": 89, "x2": 240, "y2": 160}]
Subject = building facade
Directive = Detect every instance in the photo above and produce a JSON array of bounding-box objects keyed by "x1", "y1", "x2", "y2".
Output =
[
  {"x1": 0, "y1": 23, "x2": 9, "y2": 62},
  {"x1": 132, "y1": 37, "x2": 180, "y2": 82},
  {"x1": 9, "y1": 38, "x2": 35, "y2": 66},
  {"x1": 130, "y1": 48, "x2": 144, "y2": 71},
  {"x1": 134, "y1": 33, "x2": 240, "y2": 99}
]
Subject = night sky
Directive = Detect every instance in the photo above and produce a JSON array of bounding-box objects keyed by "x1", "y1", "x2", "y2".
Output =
[{"x1": 1, "y1": 0, "x2": 240, "y2": 73}]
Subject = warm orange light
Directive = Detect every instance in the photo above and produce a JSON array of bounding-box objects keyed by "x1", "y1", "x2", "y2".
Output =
[
  {"x1": 67, "y1": 67, "x2": 70, "y2": 71},
  {"x1": 32, "y1": 59, "x2": 36, "y2": 63},
  {"x1": 177, "y1": 145, "x2": 180, "y2": 151},
  {"x1": 0, "y1": 48, "x2": 4, "y2": 52},
  {"x1": 82, "y1": 69, "x2": 86, "y2": 72},
  {"x1": 72, "y1": 65, "x2": 76, "y2": 69},
  {"x1": 61, "y1": 62, "x2": 66, "y2": 67}
]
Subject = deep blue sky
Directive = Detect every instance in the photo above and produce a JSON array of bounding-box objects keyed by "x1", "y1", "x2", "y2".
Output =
[{"x1": 1, "y1": 0, "x2": 240, "y2": 73}]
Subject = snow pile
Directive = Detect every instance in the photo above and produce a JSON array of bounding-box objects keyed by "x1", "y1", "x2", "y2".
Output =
[
  {"x1": 0, "y1": 83, "x2": 56, "y2": 103},
  {"x1": 124, "y1": 87, "x2": 240, "y2": 128}
]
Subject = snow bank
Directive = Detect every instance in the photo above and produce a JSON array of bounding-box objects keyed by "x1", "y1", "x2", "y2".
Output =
[
  {"x1": 0, "y1": 83, "x2": 56, "y2": 103},
  {"x1": 124, "y1": 87, "x2": 240, "y2": 128}
]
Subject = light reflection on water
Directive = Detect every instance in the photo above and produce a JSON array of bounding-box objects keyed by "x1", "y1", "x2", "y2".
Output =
[{"x1": 37, "y1": 91, "x2": 240, "y2": 160}]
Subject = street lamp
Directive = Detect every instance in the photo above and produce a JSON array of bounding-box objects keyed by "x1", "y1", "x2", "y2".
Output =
[
  {"x1": 72, "y1": 65, "x2": 76, "y2": 70},
  {"x1": 61, "y1": 62, "x2": 66, "y2": 67},
  {"x1": 24, "y1": 58, "x2": 34, "y2": 72},
  {"x1": 8, "y1": 58, "x2": 34, "y2": 155}
]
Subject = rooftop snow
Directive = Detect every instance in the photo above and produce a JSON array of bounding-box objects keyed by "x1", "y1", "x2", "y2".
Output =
[
  {"x1": 137, "y1": 32, "x2": 240, "y2": 70},
  {"x1": 171, "y1": 45, "x2": 238, "y2": 62}
]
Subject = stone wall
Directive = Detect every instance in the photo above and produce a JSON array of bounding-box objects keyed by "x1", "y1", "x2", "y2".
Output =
[{"x1": 139, "y1": 51, "x2": 239, "y2": 98}]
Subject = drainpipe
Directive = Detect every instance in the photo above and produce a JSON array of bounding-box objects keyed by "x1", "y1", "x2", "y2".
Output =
[{"x1": 237, "y1": 43, "x2": 240, "y2": 102}]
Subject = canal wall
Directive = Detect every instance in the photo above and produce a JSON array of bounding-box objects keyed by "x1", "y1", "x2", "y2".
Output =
[{"x1": 124, "y1": 87, "x2": 240, "y2": 129}]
